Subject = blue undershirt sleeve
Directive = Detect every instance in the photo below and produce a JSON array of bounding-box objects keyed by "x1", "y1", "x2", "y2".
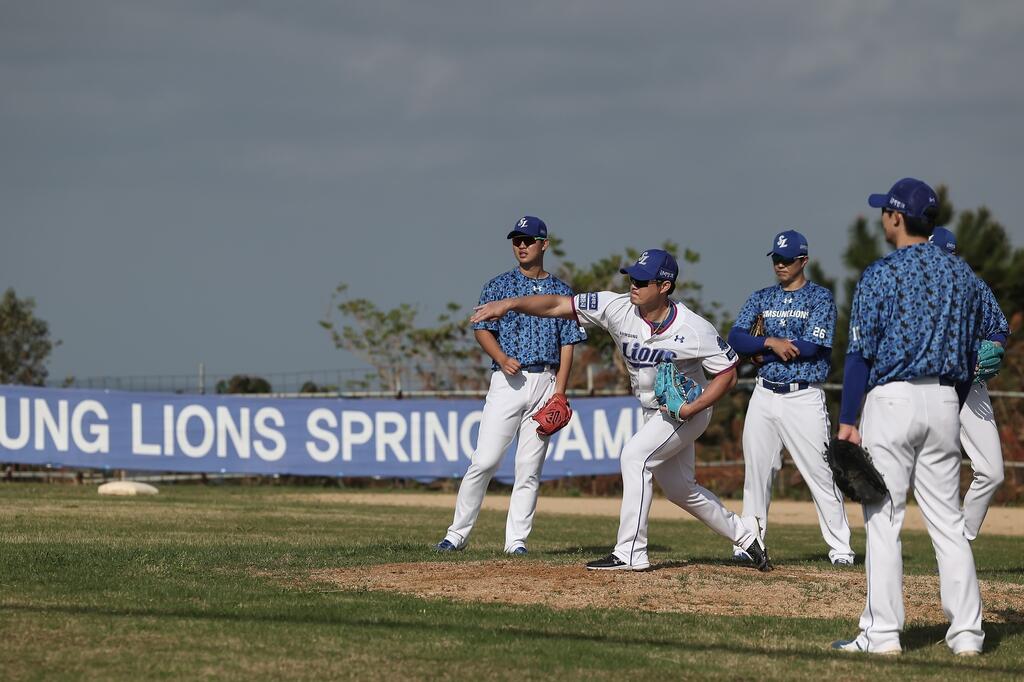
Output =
[
  {"x1": 727, "y1": 327, "x2": 766, "y2": 355},
  {"x1": 839, "y1": 351, "x2": 870, "y2": 426},
  {"x1": 792, "y1": 339, "x2": 824, "y2": 358},
  {"x1": 987, "y1": 332, "x2": 1007, "y2": 345}
]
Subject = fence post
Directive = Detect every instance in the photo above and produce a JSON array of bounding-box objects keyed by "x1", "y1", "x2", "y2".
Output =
[{"x1": 198, "y1": 363, "x2": 206, "y2": 395}]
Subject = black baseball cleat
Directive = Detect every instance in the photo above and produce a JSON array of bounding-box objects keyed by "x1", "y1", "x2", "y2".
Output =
[
  {"x1": 585, "y1": 553, "x2": 650, "y2": 571},
  {"x1": 743, "y1": 537, "x2": 773, "y2": 572}
]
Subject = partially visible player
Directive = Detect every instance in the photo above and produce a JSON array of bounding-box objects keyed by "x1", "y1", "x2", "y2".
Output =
[
  {"x1": 728, "y1": 230, "x2": 854, "y2": 565},
  {"x1": 435, "y1": 216, "x2": 583, "y2": 555},
  {"x1": 471, "y1": 248, "x2": 771, "y2": 572},
  {"x1": 833, "y1": 178, "x2": 985, "y2": 656},
  {"x1": 929, "y1": 227, "x2": 1010, "y2": 540}
]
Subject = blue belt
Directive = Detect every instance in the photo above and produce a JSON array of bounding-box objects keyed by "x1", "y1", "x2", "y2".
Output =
[
  {"x1": 757, "y1": 377, "x2": 810, "y2": 394},
  {"x1": 521, "y1": 363, "x2": 558, "y2": 373}
]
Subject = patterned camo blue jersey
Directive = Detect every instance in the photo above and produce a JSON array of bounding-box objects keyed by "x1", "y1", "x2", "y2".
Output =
[
  {"x1": 734, "y1": 282, "x2": 836, "y2": 384},
  {"x1": 473, "y1": 269, "x2": 584, "y2": 369},
  {"x1": 848, "y1": 243, "x2": 982, "y2": 388},
  {"x1": 977, "y1": 277, "x2": 1009, "y2": 341}
]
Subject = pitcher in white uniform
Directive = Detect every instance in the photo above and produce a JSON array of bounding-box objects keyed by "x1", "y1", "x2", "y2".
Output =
[
  {"x1": 471, "y1": 248, "x2": 772, "y2": 572},
  {"x1": 727, "y1": 230, "x2": 854, "y2": 565}
]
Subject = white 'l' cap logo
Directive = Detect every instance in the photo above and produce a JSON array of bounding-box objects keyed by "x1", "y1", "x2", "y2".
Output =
[
  {"x1": 777, "y1": 235, "x2": 788, "y2": 248},
  {"x1": 638, "y1": 251, "x2": 649, "y2": 265},
  {"x1": 517, "y1": 217, "x2": 528, "y2": 228}
]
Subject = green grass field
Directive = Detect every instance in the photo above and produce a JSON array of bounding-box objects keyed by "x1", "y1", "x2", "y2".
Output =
[{"x1": 1, "y1": 484, "x2": 1021, "y2": 680}]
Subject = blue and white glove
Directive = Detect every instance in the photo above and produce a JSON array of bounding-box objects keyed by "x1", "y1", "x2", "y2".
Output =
[{"x1": 654, "y1": 362, "x2": 703, "y2": 422}]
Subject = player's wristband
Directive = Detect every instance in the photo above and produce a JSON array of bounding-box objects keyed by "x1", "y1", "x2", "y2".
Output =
[{"x1": 839, "y1": 351, "x2": 870, "y2": 425}]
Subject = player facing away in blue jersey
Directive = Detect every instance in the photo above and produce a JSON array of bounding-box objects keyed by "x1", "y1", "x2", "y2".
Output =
[
  {"x1": 728, "y1": 230, "x2": 853, "y2": 565},
  {"x1": 929, "y1": 227, "x2": 1010, "y2": 540},
  {"x1": 832, "y1": 178, "x2": 985, "y2": 657},
  {"x1": 435, "y1": 216, "x2": 583, "y2": 555}
]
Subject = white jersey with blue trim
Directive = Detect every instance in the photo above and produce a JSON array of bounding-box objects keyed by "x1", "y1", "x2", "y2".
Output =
[{"x1": 573, "y1": 291, "x2": 738, "y2": 408}]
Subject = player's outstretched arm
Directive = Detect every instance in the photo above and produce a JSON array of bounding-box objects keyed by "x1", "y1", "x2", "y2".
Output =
[{"x1": 470, "y1": 294, "x2": 575, "y2": 323}]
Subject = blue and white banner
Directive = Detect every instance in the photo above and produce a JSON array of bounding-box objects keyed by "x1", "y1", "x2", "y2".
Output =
[{"x1": 0, "y1": 386, "x2": 641, "y2": 481}]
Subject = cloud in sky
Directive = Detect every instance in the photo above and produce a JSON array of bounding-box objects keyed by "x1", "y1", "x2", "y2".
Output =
[{"x1": 2, "y1": 1, "x2": 1022, "y2": 382}]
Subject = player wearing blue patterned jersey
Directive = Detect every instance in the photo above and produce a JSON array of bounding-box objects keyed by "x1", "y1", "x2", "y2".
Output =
[
  {"x1": 845, "y1": 246, "x2": 980, "y2": 389},
  {"x1": 930, "y1": 227, "x2": 1010, "y2": 540},
  {"x1": 471, "y1": 248, "x2": 771, "y2": 573},
  {"x1": 474, "y1": 269, "x2": 580, "y2": 369},
  {"x1": 833, "y1": 179, "x2": 985, "y2": 657},
  {"x1": 436, "y1": 216, "x2": 583, "y2": 555},
  {"x1": 733, "y1": 281, "x2": 835, "y2": 385},
  {"x1": 728, "y1": 231, "x2": 853, "y2": 565}
]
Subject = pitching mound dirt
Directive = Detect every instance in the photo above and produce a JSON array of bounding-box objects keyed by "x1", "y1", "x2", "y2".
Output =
[
  {"x1": 307, "y1": 560, "x2": 1024, "y2": 624},
  {"x1": 281, "y1": 492, "x2": 1024, "y2": 537}
]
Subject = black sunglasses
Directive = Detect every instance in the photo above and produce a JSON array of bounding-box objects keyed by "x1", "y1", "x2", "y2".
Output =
[
  {"x1": 771, "y1": 254, "x2": 804, "y2": 266},
  {"x1": 629, "y1": 277, "x2": 657, "y2": 288},
  {"x1": 511, "y1": 236, "x2": 544, "y2": 247}
]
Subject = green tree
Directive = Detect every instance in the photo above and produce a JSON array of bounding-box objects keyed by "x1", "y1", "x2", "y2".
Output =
[
  {"x1": 0, "y1": 288, "x2": 60, "y2": 386},
  {"x1": 215, "y1": 375, "x2": 272, "y2": 394},
  {"x1": 319, "y1": 284, "x2": 486, "y2": 393}
]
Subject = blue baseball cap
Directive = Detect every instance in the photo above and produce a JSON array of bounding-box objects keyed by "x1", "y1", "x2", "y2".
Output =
[
  {"x1": 507, "y1": 215, "x2": 548, "y2": 239},
  {"x1": 766, "y1": 230, "x2": 808, "y2": 259},
  {"x1": 619, "y1": 249, "x2": 678, "y2": 282},
  {"x1": 868, "y1": 177, "x2": 938, "y2": 219},
  {"x1": 929, "y1": 226, "x2": 957, "y2": 254}
]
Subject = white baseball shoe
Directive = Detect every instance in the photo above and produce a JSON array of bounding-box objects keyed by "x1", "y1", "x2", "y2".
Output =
[{"x1": 831, "y1": 636, "x2": 901, "y2": 656}]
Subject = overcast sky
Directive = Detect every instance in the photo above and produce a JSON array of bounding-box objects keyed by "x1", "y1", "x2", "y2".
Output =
[{"x1": 3, "y1": 1, "x2": 1022, "y2": 384}]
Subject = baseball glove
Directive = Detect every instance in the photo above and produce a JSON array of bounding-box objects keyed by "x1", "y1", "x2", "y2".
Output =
[
  {"x1": 654, "y1": 362, "x2": 703, "y2": 422},
  {"x1": 532, "y1": 393, "x2": 572, "y2": 436},
  {"x1": 825, "y1": 438, "x2": 888, "y2": 505},
  {"x1": 975, "y1": 340, "x2": 1005, "y2": 383},
  {"x1": 749, "y1": 313, "x2": 766, "y2": 338}
]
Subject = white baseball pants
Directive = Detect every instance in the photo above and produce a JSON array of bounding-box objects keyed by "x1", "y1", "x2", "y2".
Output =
[
  {"x1": 739, "y1": 384, "x2": 854, "y2": 563},
  {"x1": 444, "y1": 369, "x2": 555, "y2": 553},
  {"x1": 856, "y1": 378, "x2": 984, "y2": 654},
  {"x1": 614, "y1": 406, "x2": 759, "y2": 569},
  {"x1": 960, "y1": 382, "x2": 1004, "y2": 540}
]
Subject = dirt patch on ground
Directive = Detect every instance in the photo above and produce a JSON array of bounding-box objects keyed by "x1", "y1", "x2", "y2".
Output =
[
  {"x1": 304, "y1": 560, "x2": 1024, "y2": 624},
  {"x1": 278, "y1": 492, "x2": 1024, "y2": 537}
]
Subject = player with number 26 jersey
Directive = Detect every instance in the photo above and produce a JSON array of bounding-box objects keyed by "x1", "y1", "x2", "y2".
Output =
[
  {"x1": 728, "y1": 230, "x2": 853, "y2": 565},
  {"x1": 733, "y1": 281, "x2": 835, "y2": 384}
]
